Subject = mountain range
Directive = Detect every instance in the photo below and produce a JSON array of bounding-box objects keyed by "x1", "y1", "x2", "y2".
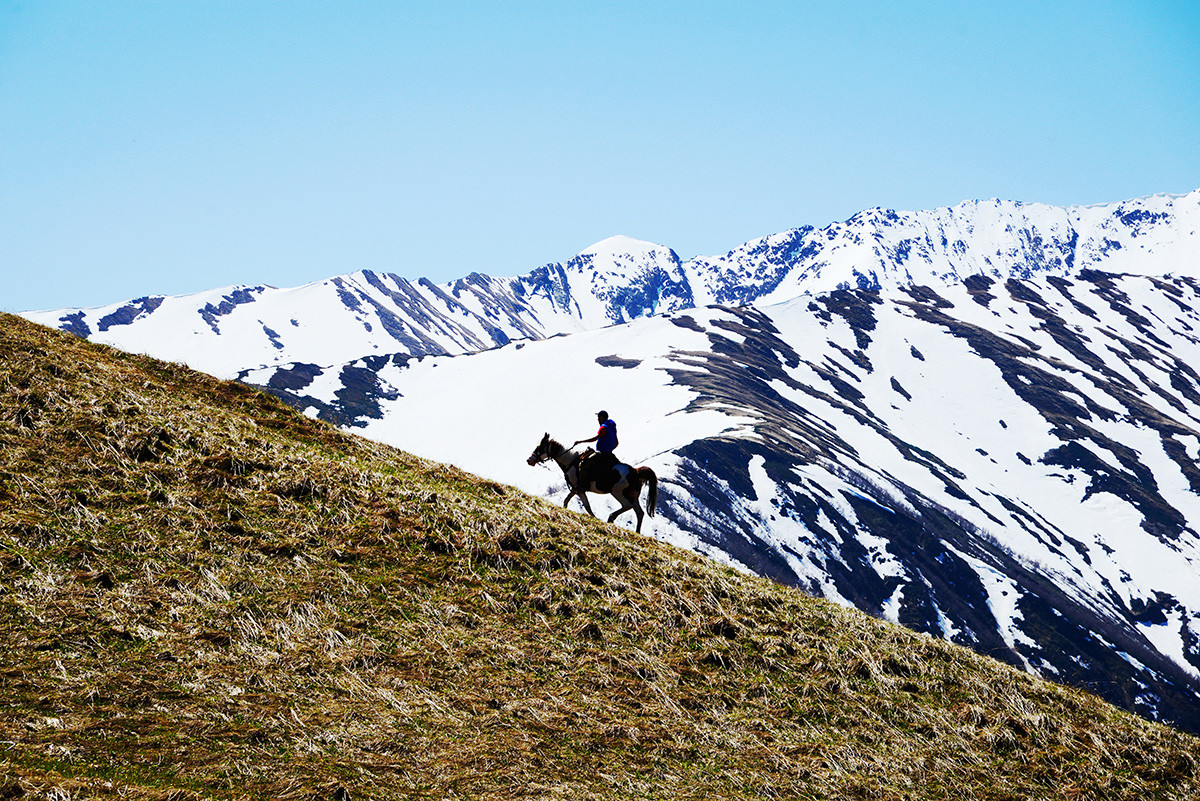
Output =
[
  {"x1": 27, "y1": 190, "x2": 1199, "y2": 379},
  {"x1": 22, "y1": 188, "x2": 1200, "y2": 733}
]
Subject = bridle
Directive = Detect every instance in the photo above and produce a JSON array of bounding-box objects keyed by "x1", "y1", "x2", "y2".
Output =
[{"x1": 527, "y1": 436, "x2": 559, "y2": 467}]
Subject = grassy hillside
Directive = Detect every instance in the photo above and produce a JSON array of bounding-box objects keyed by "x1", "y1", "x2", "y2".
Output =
[{"x1": 2, "y1": 312, "x2": 1198, "y2": 801}]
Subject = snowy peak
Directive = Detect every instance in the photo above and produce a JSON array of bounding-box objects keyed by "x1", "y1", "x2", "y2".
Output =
[
  {"x1": 23, "y1": 187, "x2": 1200, "y2": 375},
  {"x1": 577, "y1": 234, "x2": 670, "y2": 259},
  {"x1": 732, "y1": 189, "x2": 1200, "y2": 305},
  {"x1": 522, "y1": 235, "x2": 691, "y2": 327}
]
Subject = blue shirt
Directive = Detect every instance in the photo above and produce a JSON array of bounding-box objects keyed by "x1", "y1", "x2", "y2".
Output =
[{"x1": 597, "y1": 419, "x2": 618, "y2": 453}]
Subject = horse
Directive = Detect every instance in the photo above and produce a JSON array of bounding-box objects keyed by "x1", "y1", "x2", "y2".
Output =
[{"x1": 526, "y1": 433, "x2": 658, "y2": 533}]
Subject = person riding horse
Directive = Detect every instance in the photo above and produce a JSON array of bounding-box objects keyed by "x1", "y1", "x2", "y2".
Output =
[
  {"x1": 526, "y1": 430, "x2": 657, "y2": 533},
  {"x1": 573, "y1": 410, "x2": 619, "y2": 491}
]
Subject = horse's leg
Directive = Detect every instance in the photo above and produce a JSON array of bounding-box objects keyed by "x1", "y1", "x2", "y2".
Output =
[
  {"x1": 607, "y1": 500, "x2": 642, "y2": 527},
  {"x1": 607, "y1": 484, "x2": 643, "y2": 530},
  {"x1": 578, "y1": 490, "x2": 596, "y2": 517},
  {"x1": 562, "y1": 488, "x2": 577, "y2": 509},
  {"x1": 628, "y1": 474, "x2": 647, "y2": 532},
  {"x1": 624, "y1": 474, "x2": 647, "y2": 529}
]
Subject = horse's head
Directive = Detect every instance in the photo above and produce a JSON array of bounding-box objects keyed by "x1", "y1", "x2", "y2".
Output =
[{"x1": 527, "y1": 432, "x2": 556, "y2": 466}]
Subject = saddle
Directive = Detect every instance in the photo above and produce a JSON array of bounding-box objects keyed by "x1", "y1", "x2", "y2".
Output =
[{"x1": 577, "y1": 449, "x2": 621, "y2": 493}]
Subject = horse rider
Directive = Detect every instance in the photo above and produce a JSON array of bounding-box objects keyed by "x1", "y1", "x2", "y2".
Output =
[{"x1": 573, "y1": 410, "x2": 619, "y2": 483}]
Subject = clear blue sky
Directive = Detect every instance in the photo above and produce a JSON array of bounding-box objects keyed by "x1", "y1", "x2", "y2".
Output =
[{"x1": 3, "y1": 1, "x2": 1198, "y2": 312}]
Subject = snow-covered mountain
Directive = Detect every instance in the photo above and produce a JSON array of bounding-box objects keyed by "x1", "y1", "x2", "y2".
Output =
[
  {"x1": 242, "y1": 269, "x2": 1200, "y2": 734},
  {"x1": 689, "y1": 190, "x2": 1200, "y2": 305},
  {"x1": 21, "y1": 188, "x2": 1200, "y2": 731},
  {"x1": 19, "y1": 235, "x2": 690, "y2": 379},
  {"x1": 23, "y1": 191, "x2": 1200, "y2": 378}
]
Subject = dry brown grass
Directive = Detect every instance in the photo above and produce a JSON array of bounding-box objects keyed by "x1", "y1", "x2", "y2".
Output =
[{"x1": 2, "y1": 312, "x2": 1198, "y2": 800}]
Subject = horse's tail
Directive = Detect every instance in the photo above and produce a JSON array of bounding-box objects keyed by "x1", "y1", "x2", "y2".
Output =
[{"x1": 637, "y1": 466, "x2": 657, "y2": 517}]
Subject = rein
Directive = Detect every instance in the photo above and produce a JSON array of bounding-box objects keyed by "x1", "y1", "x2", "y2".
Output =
[{"x1": 565, "y1": 449, "x2": 587, "y2": 475}]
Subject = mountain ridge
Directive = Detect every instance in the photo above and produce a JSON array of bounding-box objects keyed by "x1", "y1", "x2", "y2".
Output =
[{"x1": 23, "y1": 188, "x2": 1200, "y2": 378}]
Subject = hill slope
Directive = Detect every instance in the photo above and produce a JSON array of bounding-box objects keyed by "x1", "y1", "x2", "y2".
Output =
[{"x1": 2, "y1": 313, "x2": 1200, "y2": 799}]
